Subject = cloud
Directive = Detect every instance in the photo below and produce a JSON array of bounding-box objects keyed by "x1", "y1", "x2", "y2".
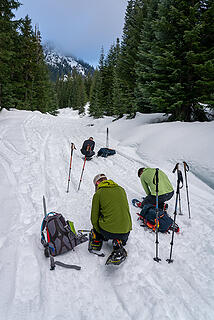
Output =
[{"x1": 16, "y1": 0, "x2": 128, "y2": 65}]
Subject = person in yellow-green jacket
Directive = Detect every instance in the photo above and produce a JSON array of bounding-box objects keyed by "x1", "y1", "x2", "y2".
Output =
[
  {"x1": 138, "y1": 167, "x2": 174, "y2": 209},
  {"x1": 89, "y1": 173, "x2": 132, "y2": 265}
]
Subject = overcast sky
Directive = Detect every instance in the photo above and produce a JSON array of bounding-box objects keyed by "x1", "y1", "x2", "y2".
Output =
[{"x1": 15, "y1": 0, "x2": 128, "y2": 66}]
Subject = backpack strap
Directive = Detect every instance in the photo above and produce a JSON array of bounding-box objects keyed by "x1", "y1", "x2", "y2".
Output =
[{"x1": 49, "y1": 256, "x2": 81, "y2": 271}]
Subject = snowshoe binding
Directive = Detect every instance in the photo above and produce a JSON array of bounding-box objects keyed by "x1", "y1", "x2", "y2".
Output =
[{"x1": 105, "y1": 240, "x2": 127, "y2": 266}]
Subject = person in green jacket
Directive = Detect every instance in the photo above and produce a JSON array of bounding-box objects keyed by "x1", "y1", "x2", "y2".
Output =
[
  {"x1": 90, "y1": 173, "x2": 132, "y2": 263},
  {"x1": 138, "y1": 167, "x2": 174, "y2": 209}
]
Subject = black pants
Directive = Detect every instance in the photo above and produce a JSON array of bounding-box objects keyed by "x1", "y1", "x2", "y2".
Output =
[
  {"x1": 141, "y1": 191, "x2": 174, "y2": 209},
  {"x1": 81, "y1": 149, "x2": 95, "y2": 158},
  {"x1": 94, "y1": 228, "x2": 130, "y2": 246}
]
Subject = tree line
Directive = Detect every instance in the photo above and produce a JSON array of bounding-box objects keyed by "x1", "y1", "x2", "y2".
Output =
[
  {"x1": 1, "y1": 0, "x2": 213, "y2": 121},
  {"x1": 0, "y1": 0, "x2": 58, "y2": 114},
  {"x1": 89, "y1": 0, "x2": 214, "y2": 121},
  {"x1": 0, "y1": 0, "x2": 93, "y2": 115}
]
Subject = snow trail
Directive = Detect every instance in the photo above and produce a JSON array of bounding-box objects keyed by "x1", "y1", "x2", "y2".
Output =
[{"x1": 0, "y1": 108, "x2": 214, "y2": 320}]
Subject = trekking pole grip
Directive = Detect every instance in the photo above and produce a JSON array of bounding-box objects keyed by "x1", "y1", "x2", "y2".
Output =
[
  {"x1": 183, "y1": 161, "x2": 189, "y2": 172},
  {"x1": 172, "y1": 163, "x2": 179, "y2": 173}
]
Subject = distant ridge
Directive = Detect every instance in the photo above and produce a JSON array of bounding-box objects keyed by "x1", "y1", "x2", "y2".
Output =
[{"x1": 43, "y1": 42, "x2": 94, "y2": 81}]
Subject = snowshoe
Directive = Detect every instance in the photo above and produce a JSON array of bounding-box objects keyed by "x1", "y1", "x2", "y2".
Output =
[
  {"x1": 159, "y1": 203, "x2": 168, "y2": 211},
  {"x1": 105, "y1": 239, "x2": 127, "y2": 265},
  {"x1": 86, "y1": 157, "x2": 93, "y2": 161},
  {"x1": 169, "y1": 222, "x2": 179, "y2": 233},
  {"x1": 105, "y1": 247, "x2": 127, "y2": 265},
  {"x1": 132, "y1": 199, "x2": 142, "y2": 208}
]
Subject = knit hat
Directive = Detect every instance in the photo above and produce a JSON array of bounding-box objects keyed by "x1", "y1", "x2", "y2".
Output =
[
  {"x1": 138, "y1": 168, "x2": 145, "y2": 177},
  {"x1": 93, "y1": 173, "x2": 107, "y2": 186}
]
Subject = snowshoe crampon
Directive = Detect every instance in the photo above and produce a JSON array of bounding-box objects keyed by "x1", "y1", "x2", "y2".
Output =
[{"x1": 105, "y1": 247, "x2": 127, "y2": 266}]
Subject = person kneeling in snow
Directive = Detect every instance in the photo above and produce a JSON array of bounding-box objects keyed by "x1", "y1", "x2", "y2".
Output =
[
  {"x1": 80, "y1": 137, "x2": 95, "y2": 159},
  {"x1": 138, "y1": 167, "x2": 174, "y2": 209},
  {"x1": 89, "y1": 174, "x2": 132, "y2": 264}
]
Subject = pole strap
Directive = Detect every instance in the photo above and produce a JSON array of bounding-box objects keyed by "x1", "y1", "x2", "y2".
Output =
[{"x1": 177, "y1": 170, "x2": 184, "y2": 189}]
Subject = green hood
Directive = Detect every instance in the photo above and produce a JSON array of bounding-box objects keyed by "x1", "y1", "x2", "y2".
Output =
[{"x1": 97, "y1": 179, "x2": 118, "y2": 190}]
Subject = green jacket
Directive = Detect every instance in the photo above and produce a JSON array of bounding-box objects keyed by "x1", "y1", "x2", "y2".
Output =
[
  {"x1": 91, "y1": 180, "x2": 132, "y2": 234},
  {"x1": 140, "y1": 168, "x2": 174, "y2": 196}
]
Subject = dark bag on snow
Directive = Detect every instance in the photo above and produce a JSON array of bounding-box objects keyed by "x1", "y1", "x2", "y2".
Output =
[
  {"x1": 138, "y1": 204, "x2": 179, "y2": 233},
  {"x1": 41, "y1": 212, "x2": 88, "y2": 258},
  {"x1": 97, "y1": 147, "x2": 116, "y2": 158}
]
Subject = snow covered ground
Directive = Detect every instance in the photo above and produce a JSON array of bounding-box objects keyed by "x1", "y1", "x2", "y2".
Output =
[{"x1": 0, "y1": 107, "x2": 214, "y2": 320}]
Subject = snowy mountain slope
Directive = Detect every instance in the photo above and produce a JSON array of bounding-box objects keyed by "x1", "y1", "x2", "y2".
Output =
[
  {"x1": 0, "y1": 108, "x2": 214, "y2": 320},
  {"x1": 43, "y1": 44, "x2": 94, "y2": 81}
]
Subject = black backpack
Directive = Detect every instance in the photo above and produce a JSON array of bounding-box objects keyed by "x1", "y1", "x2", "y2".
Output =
[
  {"x1": 41, "y1": 212, "x2": 88, "y2": 269},
  {"x1": 97, "y1": 148, "x2": 116, "y2": 158},
  {"x1": 138, "y1": 204, "x2": 179, "y2": 233}
]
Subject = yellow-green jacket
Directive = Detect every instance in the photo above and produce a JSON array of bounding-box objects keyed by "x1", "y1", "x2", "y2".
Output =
[
  {"x1": 91, "y1": 180, "x2": 132, "y2": 234},
  {"x1": 140, "y1": 168, "x2": 174, "y2": 196}
]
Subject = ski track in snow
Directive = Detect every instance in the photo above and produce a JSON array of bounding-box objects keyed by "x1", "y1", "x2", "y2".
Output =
[{"x1": 0, "y1": 108, "x2": 214, "y2": 320}]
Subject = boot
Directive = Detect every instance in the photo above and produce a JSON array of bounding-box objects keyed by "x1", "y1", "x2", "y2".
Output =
[{"x1": 88, "y1": 230, "x2": 103, "y2": 251}]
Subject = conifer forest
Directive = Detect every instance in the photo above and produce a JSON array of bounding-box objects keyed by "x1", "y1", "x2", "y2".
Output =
[{"x1": 1, "y1": 0, "x2": 213, "y2": 121}]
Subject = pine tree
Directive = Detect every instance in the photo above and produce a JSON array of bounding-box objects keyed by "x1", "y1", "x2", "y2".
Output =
[
  {"x1": 117, "y1": 0, "x2": 145, "y2": 117},
  {"x1": 0, "y1": 0, "x2": 21, "y2": 110},
  {"x1": 194, "y1": 0, "x2": 214, "y2": 119},
  {"x1": 135, "y1": 0, "x2": 159, "y2": 114},
  {"x1": 89, "y1": 69, "x2": 104, "y2": 117},
  {"x1": 89, "y1": 47, "x2": 106, "y2": 117},
  {"x1": 15, "y1": 15, "x2": 37, "y2": 110},
  {"x1": 31, "y1": 28, "x2": 58, "y2": 114},
  {"x1": 135, "y1": 0, "x2": 214, "y2": 121}
]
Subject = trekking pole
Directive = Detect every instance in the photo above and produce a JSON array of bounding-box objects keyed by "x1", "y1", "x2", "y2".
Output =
[
  {"x1": 172, "y1": 163, "x2": 182, "y2": 215},
  {"x1": 183, "y1": 161, "x2": 191, "y2": 219},
  {"x1": 178, "y1": 186, "x2": 183, "y2": 215},
  {"x1": 153, "y1": 168, "x2": 161, "y2": 262},
  {"x1": 106, "y1": 127, "x2": 109, "y2": 148},
  {"x1": 66, "y1": 143, "x2": 76, "y2": 193},
  {"x1": 77, "y1": 156, "x2": 87, "y2": 191},
  {"x1": 166, "y1": 165, "x2": 183, "y2": 263},
  {"x1": 42, "y1": 196, "x2": 55, "y2": 270},
  {"x1": 43, "y1": 195, "x2": 47, "y2": 217}
]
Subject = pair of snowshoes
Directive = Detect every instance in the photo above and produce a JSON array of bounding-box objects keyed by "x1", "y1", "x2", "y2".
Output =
[{"x1": 88, "y1": 231, "x2": 127, "y2": 265}]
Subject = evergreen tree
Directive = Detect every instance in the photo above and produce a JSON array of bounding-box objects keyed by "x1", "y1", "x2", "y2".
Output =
[
  {"x1": 0, "y1": 0, "x2": 21, "y2": 110},
  {"x1": 15, "y1": 15, "x2": 37, "y2": 110},
  {"x1": 89, "y1": 69, "x2": 104, "y2": 117},
  {"x1": 111, "y1": 38, "x2": 126, "y2": 117},
  {"x1": 135, "y1": 0, "x2": 214, "y2": 121},
  {"x1": 89, "y1": 47, "x2": 106, "y2": 117},
  {"x1": 135, "y1": 0, "x2": 159, "y2": 114},
  {"x1": 117, "y1": 0, "x2": 145, "y2": 117},
  {"x1": 29, "y1": 28, "x2": 58, "y2": 114},
  {"x1": 194, "y1": 0, "x2": 214, "y2": 119}
]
